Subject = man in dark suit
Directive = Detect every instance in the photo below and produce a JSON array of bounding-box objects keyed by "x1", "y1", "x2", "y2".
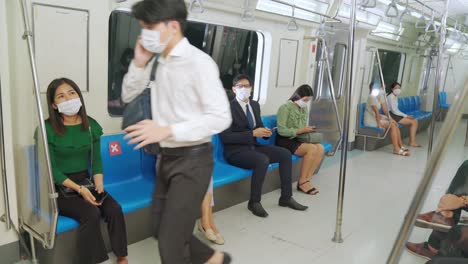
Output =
[{"x1": 220, "y1": 74, "x2": 308, "y2": 217}]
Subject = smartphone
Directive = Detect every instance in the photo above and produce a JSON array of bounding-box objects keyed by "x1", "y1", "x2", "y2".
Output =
[
  {"x1": 272, "y1": 127, "x2": 278, "y2": 131},
  {"x1": 90, "y1": 189, "x2": 108, "y2": 203}
]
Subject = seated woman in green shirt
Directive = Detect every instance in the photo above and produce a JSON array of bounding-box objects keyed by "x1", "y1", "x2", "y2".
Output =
[
  {"x1": 45, "y1": 78, "x2": 128, "y2": 264},
  {"x1": 276, "y1": 85, "x2": 324, "y2": 195}
]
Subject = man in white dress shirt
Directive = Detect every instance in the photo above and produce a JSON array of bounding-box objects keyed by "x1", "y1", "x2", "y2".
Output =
[{"x1": 122, "y1": 1, "x2": 232, "y2": 263}]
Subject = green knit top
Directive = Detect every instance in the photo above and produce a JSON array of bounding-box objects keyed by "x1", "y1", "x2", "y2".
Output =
[
  {"x1": 277, "y1": 101, "x2": 308, "y2": 138},
  {"x1": 45, "y1": 118, "x2": 103, "y2": 184}
]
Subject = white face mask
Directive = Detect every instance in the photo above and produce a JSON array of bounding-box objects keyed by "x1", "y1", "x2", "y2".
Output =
[
  {"x1": 140, "y1": 29, "x2": 171, "y2": 54},
  {"x1": 235, "y1": 88, "x2": 252, "y2": 101},
  {"x1": 371, "y1": 88, "x2": 381, "y2": 97},
  {"x1": 393, "y1": 89, "x2": 402, "y2": 96},
  {"x1": 57, "y1": 98, "x2": 82, "y2": 116},
  {"x1": 296, "y1": 99, "x2": 309, "y2": 108}
]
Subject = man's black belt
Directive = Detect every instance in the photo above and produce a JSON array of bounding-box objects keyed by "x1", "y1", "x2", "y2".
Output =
[{"x1": 160, "y1": 143, "x2": 211, "y2": 156}]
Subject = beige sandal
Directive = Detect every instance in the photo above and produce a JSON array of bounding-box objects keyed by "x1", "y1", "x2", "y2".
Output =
[
  {"x1": 198, "y1": 221, "x2": 217, "y2": 241},
  {"x1": 393, "y1": 149, "x2": 410, "y2": 156}
]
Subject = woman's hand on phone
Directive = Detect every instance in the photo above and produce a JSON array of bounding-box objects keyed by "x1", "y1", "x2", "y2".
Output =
[
  {"x1": 80, "y1": 188, "x2": 101, "y2": 206},
  {"x1": 93, "y1": 174, "x2": 104, "y2": 194}
]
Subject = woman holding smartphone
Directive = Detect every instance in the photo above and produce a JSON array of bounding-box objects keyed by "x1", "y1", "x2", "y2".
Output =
[
  {"x1": 276, "y1": 85, "x2": 325, "y2": 195},
  {"x1": 45, "y1": 78, "x2": 128, "y2": 264}
]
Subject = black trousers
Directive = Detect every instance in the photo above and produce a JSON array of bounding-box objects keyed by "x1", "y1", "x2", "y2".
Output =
[
  {"x1": 153, "y1": 145, "x2": 215, "y2": 264},
  {"x1": 57, "y1": 173, "x2": 128, "y2": 264},
  {"x1": 426, "y1": 258, "x2": 468, "y2": 264},
  {"x1": 226, "y1": 145, "x2": 293, "y2": 203},
  {"x1": 428, "y1": 160, "x2": 468, "y2": 257}
]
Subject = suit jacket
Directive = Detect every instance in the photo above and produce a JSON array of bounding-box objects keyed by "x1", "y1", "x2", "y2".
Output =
[{"x1": 220, "y1": 99, "x2": 266, "y2": 158}]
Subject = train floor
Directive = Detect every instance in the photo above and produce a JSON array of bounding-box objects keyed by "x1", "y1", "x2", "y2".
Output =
[{"x1": 19, "y1": 120, "x2": 468, "y2": 264}]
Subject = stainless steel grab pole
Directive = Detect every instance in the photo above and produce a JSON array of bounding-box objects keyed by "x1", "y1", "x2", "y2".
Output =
[
  {"x1": 386, "y1": 67, "x2": 467, "y2": 264},
  {"x1": 0, "y1": 85, "x2": 11, "y2": 230},
  {"x1": 386, "y1": 5, "x2": 466, "y2": 264},
  {"x1": 20, "y1": 0, "x2": 58, "y2": 249},
  {"x1": 332, "y1": 0, "x2": 356, "y2": 243},
  {"x1": 428, "y1": 0, "x2": 450, "y2": 156}
]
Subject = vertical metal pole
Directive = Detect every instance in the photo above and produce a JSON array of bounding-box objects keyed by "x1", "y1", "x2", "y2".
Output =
[
  {"x1": 387, "y1": 1, "x2": 454, "y2": 263},
  {"x1": 427, "y1": 0, "x2": 450, "y2": 156},
  {"x1": 332, "y1": 0, "x2": 356, "y2": 243},
  {"x1": 386, "y1": 72, "x2": 468, "y2": 264},
  {"x1": 0, "y1": 84, "x2": 11, "y2": 230},
  {"x1": 20, "y1": 0, "x2": 58, "y2": 249}
]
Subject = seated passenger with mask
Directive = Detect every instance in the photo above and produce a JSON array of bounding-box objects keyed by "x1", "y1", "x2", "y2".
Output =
[
  {"x1": 220, "y1": 74, "x2": 308, "y2": 218},
  {"x1": 386, "y1": 82, "x2": 421, "y2": 147}
]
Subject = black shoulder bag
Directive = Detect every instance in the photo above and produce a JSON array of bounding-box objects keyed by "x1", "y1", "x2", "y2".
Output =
[{"x1": 121, "y1": 56, "x2": 160, "y2": 155}]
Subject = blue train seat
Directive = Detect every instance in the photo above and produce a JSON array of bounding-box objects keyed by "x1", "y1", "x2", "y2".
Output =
[
  {"x1": 56, "y1": 134, "x2": 156, "y2": 234},
  {"x1": 439, "y1": 91, "x2": 451, "y2": 109}
]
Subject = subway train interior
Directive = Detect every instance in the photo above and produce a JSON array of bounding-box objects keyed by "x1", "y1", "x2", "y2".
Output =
[{"x1": 1, "y1": 0, "x2": 468, "y2": 263}]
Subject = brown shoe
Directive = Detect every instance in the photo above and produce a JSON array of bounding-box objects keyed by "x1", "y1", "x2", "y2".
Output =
[
  {"x1": 405, "y1": 242, "x2": 436, "y2": 260},
  {"x1": 415, "y1": 211, "x2": 455, "y2": 232}
]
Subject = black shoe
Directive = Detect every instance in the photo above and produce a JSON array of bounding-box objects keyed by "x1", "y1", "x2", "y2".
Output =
[
  {"x1": 248, "y1": 202, "x2": 269, "y2": 217},
  {"x1": 222, "y1": 252, "x2": 232, "y2": 264},
  {"x1": 279, "y1": 197, "x2": 308, "y2": 211}
]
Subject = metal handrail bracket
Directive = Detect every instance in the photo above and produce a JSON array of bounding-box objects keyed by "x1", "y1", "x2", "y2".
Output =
[
  {"x1": 20, "y1": 0, "x2": 58, "y2": 249},
  {"x1": 320, "y1": 38, "x2": 343, "y2": 156}
]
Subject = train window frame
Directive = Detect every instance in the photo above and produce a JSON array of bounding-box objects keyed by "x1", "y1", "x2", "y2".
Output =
[
  {"x1": 107, "y1": 9, "x2": 269, "y2": 117},
  {"x1": 377, "y1": 49, "x2": 406, "y2": 89},
  {"x1": 313, "y1": 40, "x2": 347, "y2": 101}
]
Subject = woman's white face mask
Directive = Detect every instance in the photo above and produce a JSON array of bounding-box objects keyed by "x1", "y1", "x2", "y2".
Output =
[
  {"x1": 295, "y1": 99, "x2": 309, "y2": 108},
  {"x1": 57, "y1": 98, "x2": 82, "y2": 116},
  {"x1": 393, "y1": 88, "x2": 402, "y2": 96},
  {"x1": 140, "y1": 28, "x2": 171, "y2": 54},
  {"x1": 235, "y1": 88, "x2": 252, "y2": 101}
]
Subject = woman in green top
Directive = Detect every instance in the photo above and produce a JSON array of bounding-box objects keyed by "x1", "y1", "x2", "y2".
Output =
[
  {"x1": 276, "y1": 85, "x2": 324, "y2": 195},
  {"x1": 45, "y1": 78, "x2": 128, "y2": 264}
]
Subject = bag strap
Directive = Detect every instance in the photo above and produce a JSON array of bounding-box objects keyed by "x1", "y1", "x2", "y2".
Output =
[
  {"x1": 88, "y1": 126, "x2": 93, "y2": 180},
  {"x1": 150, "y1": 55, "x2": 159, "y2": 81},
  {"x1": 146, "y1": 55, "x2": 160, "y2": 88}
]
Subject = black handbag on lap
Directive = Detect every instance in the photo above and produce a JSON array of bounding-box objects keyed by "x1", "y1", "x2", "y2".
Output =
[{"x1": 121, "y1": 56, "x2": 160, "y2": 155}]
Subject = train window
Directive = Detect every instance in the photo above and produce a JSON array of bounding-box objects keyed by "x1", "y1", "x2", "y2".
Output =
[
  {"x1": 331, "y1": 44, "x2": 347, "y2": 99},
  {"x1": 378, "y1": 49, "x2": 406, "y2": 89},
  {"x1": 313, "y1": 41, "x2": 347, "y2": 100},
  {"x1": 108, "y1": 10, "x2": 265, "y2": 116}
]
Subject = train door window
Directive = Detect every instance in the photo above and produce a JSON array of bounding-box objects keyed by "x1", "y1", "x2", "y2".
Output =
[
  {"x1": 378, "y1": 49, "x2": 406, "y2": 89},
  {"x1": 313, "y1": 41, "x2": 347, "y2": 100},
  {"x1": 108, "y1": 10, "x2": 265, "y2": 116},
  {"x1": 330, "y1": 43, "x2": 347, "y2": 99}
]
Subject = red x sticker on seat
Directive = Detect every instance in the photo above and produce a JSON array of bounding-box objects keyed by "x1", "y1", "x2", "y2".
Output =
[{"x1": 109, "y1": 141, "x2": 122, "y2": 156}]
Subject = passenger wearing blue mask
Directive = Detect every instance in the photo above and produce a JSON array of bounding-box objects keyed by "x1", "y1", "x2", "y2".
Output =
[
  {"x1": 387, "y1": 82, "x2": 421, "y2": 147},
  {"x1": 364, "y1": 82, "x2": 410, "y2": 156},
  {"x1": 45, "y1": 78, "x2": 128, "y2": 264},
  {"x1": 276, "y1": 85, "x2": 324, "y2": 195},
  {"x1": 220, "y1": 74, "x2": 308, "y2": 218},
  {"x1": 121, "y1": 0, "x2": 232, "y2": 263}
]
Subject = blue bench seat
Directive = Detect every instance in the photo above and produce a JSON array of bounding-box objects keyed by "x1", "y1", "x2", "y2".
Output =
[
  {"x1": 359, "y1": 95, "x2": 432, "y2": 134},
  {"x1": 56, "y1": 134, "x2": 156, "y2": 234},
  {"x1": 56, "y1": 116, "x2": 332, "y2": 234}
]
